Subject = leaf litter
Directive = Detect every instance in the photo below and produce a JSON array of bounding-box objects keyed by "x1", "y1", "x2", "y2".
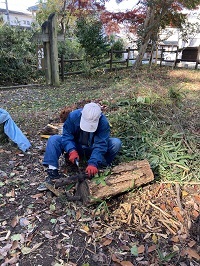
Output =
[{"x1": 0, "y1": 67, "x2": 200, "y2": 265}]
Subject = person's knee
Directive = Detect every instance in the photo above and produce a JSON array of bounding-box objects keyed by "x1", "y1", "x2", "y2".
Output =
[
  {"x1": 115, "y1": 138, "x2": 122, "y2": 149},
  {"x1": 48, "y1": 135, "x2": 61, "y2": 145},
  {"x1": 109, "y1": 138, "x2": 122, "y2": 152}
]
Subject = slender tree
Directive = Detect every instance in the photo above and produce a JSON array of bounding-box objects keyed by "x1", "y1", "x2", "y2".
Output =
[{"x1": 101, "y1": 0, "x2": 200, "y2": 68}]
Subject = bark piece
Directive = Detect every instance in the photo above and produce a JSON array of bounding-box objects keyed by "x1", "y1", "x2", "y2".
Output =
[{"x1": 90, "y1": 159, "x2": 154, "y2": 201}]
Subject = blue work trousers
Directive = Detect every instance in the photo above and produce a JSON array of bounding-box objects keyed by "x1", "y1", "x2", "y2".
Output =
[{"x1": 43, "y1": 135, "x2": 121, "y2": 168}]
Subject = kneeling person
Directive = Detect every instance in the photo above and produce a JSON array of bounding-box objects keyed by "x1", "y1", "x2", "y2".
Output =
[{"x1": 37, "y1": 102, "x2": 122, "y2": 191}]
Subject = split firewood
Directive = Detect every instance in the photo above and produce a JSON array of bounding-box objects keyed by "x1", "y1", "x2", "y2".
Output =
[{"x1": 40, "y1": 124, "x2": 60, "y2": 135}]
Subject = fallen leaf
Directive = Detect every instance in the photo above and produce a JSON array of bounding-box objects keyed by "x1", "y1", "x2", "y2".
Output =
[
  {"x1": 152, "y1": 234, "x2": 158, "y2": 244},
  {"x1": 19, "y1": 217, "x2": 30, "y2": 227},
  {"x1": 6, "y1": 189, "x2": 15, "y2": 197},
  {"x1": 111, "y1": 254, "x2": 121, "y2": 263},
  {"x1": 11, "y1": 234, "x2": 21, "y2": 241},
  {"x1": 131, "y1": 245, "x2": 138, "y2": 256},
  {"x1": 31, "y1": 193, "x2": 44, "y2": 199},
  {"x1": 41, "y1": 231, "x2": 58, "y2": 239},
  {"x1": 120, "y1": 261, "x2": 134, "y2": 266},
  {"x1": 192, "y1": 210, "x2": 199, "y2": 218},
  {"x1": 174, "y1": 211, "x2": 184, "y2": 223},
  {"x1": 0, "y1": 243, "x2": 12, "y2": 257},
  {"x1": 148, "y1": 245, "x2": 157, "y2": 253},
  {"x1": 12, "y1": 240, "x2": 20, "y2": 250},
  {"x1": 194, "y1": 195, "x2": 200, "y2": 203},
  {"x1": 21, "y1": 242, "x2": 43, "y2": 255},
  {"x1": 188, "y1": 240, "x2": 196, "y2": 247},
  {"x1": 21, "y1": 246, "x2": 32, "y2": 255},
  {"x1": 160, "y1": 203, "x2": 166, "y2": 210},
  {"x1": 186, "y1": 248, "x2": 200, "y2": 260},
  {"x1": 137, "y1": 245, "x2": 145, "y2": 254},
  {"x1": 173, "y1": 245, "x2": 179, "y2": 251},
  {"x1": 101, "y1": 238, "x2": 112, "y2": 246},
  {"x1": 11, "y1": 216, "x2": 19, "y2": 228},
  {"x1": 173, "y1": 206, "x2": 181, "y2": 213},
  {"x1": 76, "y1": 210, "x2": 82, "y2": 220},
  {"x1": 182, "y1": 191, "x2": 188, "y2": 197},
  {"x1": 171, "y1": 235, "x2": 179, "y2": 243},
  {"x1": 79, "y1": 225, "x2": 90, "y2": 233},
  {"x1": 1, "y1": 254, "x2": 19, "y2": 266}
]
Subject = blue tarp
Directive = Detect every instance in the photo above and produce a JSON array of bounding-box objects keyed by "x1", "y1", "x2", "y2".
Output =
[{"x1": 0, "y1": 108, "x2": 31, "y2": 152}]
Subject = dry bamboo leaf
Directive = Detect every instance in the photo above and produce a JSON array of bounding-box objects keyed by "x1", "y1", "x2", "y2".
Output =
[
  {"x1": 194, "y1": 195, "x2": 200, "y2": 203},
  {"x1": 186, "y1": 248, "x2": 200, "y2": 260},
  {"x1": 40, "y1": 134, "x2": 50, "y2": 139},
  {"x1": 31, "y1": 193, "x2": 44, "y2": 199},
  {"x1": 173, "y1": 210, "x2": 184, "y2": 223},
  {"x1": 188, "y1": 240, "x2": 196, "y2": 247}
]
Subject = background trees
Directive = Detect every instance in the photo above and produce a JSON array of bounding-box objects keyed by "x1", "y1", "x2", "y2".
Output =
[
  {"x1": 0, "y1": 0, "x2": 199, "y2": 85},
  {"x1": 75, "y1": 16, "x2": 109, "y2": 63},
  {"x1": 0, "y1": 25, "x2": 37, "y2": 85}
]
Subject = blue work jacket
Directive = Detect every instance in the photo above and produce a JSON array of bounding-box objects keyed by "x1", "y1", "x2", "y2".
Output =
[{"x1": 61, "y1": 108, "x2": 110, "y2": 167}]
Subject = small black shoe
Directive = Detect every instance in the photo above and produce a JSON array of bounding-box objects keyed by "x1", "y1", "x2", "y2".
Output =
[{"x1": 37, "y1": 169, "x2": 61, "y2": 191}]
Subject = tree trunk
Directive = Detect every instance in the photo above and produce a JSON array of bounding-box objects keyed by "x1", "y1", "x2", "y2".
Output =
[{"x1": 133, "y1": 6, "x2": 155, "y2": 69}]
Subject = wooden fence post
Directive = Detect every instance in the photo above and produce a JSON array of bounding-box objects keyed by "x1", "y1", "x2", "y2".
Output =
[
  {"x1": 160, "y1": 47, "x2": 164, "y2": 67},
  {"x1": 61, "y1": 54, "x2": 64, "y2": 82},
  {"x1": 42, "y1": 21, "x2": 52, "y2": 85},
  {"x1": 195, "y1": 45, "x2": 200, "y2": 69},
  {"x1": 174, "y1": 46, "x2": 179, "y2": 68},
  {"x1": 48, "y1": 13, "x2": 60, "y2": 86},
  {"x1": 126, "y1": 47, "x2": 130, "y2": 68}
]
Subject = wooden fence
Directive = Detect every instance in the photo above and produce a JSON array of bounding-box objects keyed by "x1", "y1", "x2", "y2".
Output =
[{"x1": 59, "y1": 46, "x2": 200, "y2": 81}]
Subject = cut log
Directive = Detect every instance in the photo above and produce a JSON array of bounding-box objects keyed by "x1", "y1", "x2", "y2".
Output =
[
  {"x1": 52, "y1": 159, "x2": 154, "y2": 203},
  {"x1": 89, "y1": 159, "x2": 154, "y2": 202}
]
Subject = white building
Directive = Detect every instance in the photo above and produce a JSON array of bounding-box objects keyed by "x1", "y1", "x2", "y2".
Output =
[
  {"x1": 0, "y1": 8, "x2": 34, "y2": 28},
  {"x1": 158, "y1": 7, "x2": 200, "y2": 49}
]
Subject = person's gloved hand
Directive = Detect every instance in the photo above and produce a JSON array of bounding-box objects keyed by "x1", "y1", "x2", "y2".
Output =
[
  {"x1": 69, "y1": 150, "x2": 79, "y2": 164},
  {"x1": 86, "y1": 165, "x2": 98, "y2": 178}
]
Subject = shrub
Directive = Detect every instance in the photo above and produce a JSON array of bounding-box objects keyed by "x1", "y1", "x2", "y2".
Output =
[
  {"x1": 0, "y1": 25, "x2": 38, "y2": 85},
  {"x1": 75, "y1": 16, "x2": 109, "y2": 64},
  {"x1": 112, "y1": 38, "x2": 125, "y2": 59}
]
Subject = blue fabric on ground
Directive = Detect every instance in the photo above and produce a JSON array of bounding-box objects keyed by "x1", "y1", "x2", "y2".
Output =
[{"x1": 0, "y1": 108, "x2": 31, "y2": 152}]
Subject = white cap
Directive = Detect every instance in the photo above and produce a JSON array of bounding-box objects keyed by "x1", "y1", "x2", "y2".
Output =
[{"x1": 80, "y1": 102, "x2": 101, "y2": 132}]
